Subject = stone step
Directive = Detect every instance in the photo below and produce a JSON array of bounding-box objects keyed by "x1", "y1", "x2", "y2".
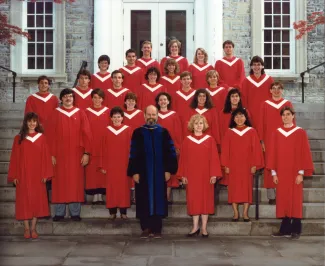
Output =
[
  {"x1": 0, "y1": 129, "x2": 19, "y2": 139},
  {"x1": 1, "y1": 187, "x2": 324, "y2": 204},
  {"x1": 309, "y1": 140, "x2": 325, "y2": 150},
  {"x1": 314, "y1": 162, "x2": 325, "y2": 175},
  {"x1": 295, "y1": 119, "x2": 325, "y2": 130},
  {"x1": 0, "y1": 118, "x2": 22, "y2": 129},
  {"x1": 0, "y1": 103, "x2": 25, "y2": 111},
  {"x1": 0, "y1": 218, "x2": 324, "y2": 236},
  {"x1": 294, "y1": 103, "x2": 325, "y2": 119},
  {"x1": 307, "y1": 129, "x2": 325, "y2": 140},
  {"x1": 0, "y1": 110, "x2": 24, "y2": 119},
  {"x1": 0, "y1": 139, "x2": 13, "y2": 150},
  {"x1": 0, "y1": 202, "x2": 324, "y2": 219}
]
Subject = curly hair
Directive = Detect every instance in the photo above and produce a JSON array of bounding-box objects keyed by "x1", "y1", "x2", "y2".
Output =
[{"x1": 190, "y1": 89, "x2": 214, "y2": 109}]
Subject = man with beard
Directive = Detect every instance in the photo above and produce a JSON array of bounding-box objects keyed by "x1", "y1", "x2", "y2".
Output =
[{"x1": 127, "y1": 105, "x2": 178, "y2": 239}]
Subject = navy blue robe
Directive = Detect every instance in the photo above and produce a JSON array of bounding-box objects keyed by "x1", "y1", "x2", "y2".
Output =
[{"x1": 127, "y1": 124, "x2": 178, "y2": 218}]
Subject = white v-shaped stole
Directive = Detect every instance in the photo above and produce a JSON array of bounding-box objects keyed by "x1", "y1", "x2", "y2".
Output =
[
  {"x1": 56, "y1": 107, "x2": 80, "y2": 117},
  {"x1": 107, "y1": 88, "x2": 129, "y2": 97},
  {"x1": 93, "y1": 73, "x2": 111, "y2": 82},
  {"x1": 26, "y1": 133, "x2": 42, "y2": 143},
  {"x1": 137, "y1": 58, "x2": 155, "y2": 66},
  {"x1": 158, "y1": 111, "x2": 175, "y2": 119},
  {"x1": 124, "y1": 110, "x2": 141, "y2": 119},
  {"x1": 167, "y1": 56, "x2": 184, "y2": 62},
  {"x1": 72, "y1": 88, "x2": 92, "y2": 99},
  {"x1": 143, "y1": 83, "x2": 162, "y2": 92},
  {"x1": 277, "y1": 127, "x2": 300, "y2": 137},
  {"x1": 187, "y1": 135, "x2": 210, "y2": 144},
  {"x1": 191, "y1": 63, "x2": 212, "y2": 71},
  {"x1": 107, "y1": 125, "x2": 129, "y2": 135},
  {"x1": 265, "y1": 99, "x2": 288, "y2": 109},
  {"x1": 176, "y1": 90, "x2": 196, "y2": 101},
  {"x1": 121, "y1": 66, "x2": 141, "y2": 74},
  {"x1": 195, "y1": 108, "x2": 208, "y2": 115},
  {"x1": 231, "y1": 127, "x2": 252, "y2": 136},
  {"x1": 31, "y1": 93, "x2": 53, "y2": 102},
  {"x1": 86, "y1": 107, "x2": 108, "y2": 116},
  {"x1": 206, "y1": 87, "x2": 225, "y2": 96},
  {"x1": 219, "y1": 57, "x2": 239, "y2": 67},
  {"x1": 246, "y1": 75, "x2": 270, "y2": 87},
  {"x1": 161, "y1": 76, "x2": 180, "y2": 84}
]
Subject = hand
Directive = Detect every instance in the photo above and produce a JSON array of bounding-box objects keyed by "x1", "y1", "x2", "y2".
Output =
[
  {"x1": 41, "y1": 178, "x2": 47, "y2": 183},
  {"x1": 52, "y1": 156, "x2": 56, "y2": 166},
  {"x1": 181, "y1": 177, "x2": 188, "y2": 185},
  {"x1": 81, "y1": 154, "x2": 89, "y2": 166},
  {"x1": 13, "y1": 179, "x2": 19, "y2": 185},
  {"x1": 225, "y1": 167, "x2": 230, "y2": 174},
  {"x1": 251, "y1": 166, "x2": 257, "y2": 174},
  {"x1": 261, "y1": 143, "x2": 265, "y2": 152},
  {"x1": 165, "y1": 172, "x2": 171, "y2": 182},
  {"x1": 100, "y1": 169, "x2": 106, "y2": 174},
  {"x1": 273, "y1": 175, "x2": 279, "y2": 184},
  {"x1": 133, "y1": 174, "x2": 140, "y2": 183},
  {"x1": 210, "y1": 176, "x2": 217, "y2": 184},
  {"x1": 175, "y1": 148, "x2": 180, "y2": 155},
  {"x1": 228, "y1": 87, "x2": 234, "y2": 91},
  {"x1": 296, "y1": 174, "x2": 303, "y2": 185}
]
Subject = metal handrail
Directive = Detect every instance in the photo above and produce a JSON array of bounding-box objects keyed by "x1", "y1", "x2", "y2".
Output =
[
  {"x1": 301, "y1": 62, "x2": 325, "y2": 103},
  {"x1": 73, "y1": 60, "x2": 88, "y2": 88},
  {"x1": 0, "y1": 66, "x2": 17, "y2": 103}
]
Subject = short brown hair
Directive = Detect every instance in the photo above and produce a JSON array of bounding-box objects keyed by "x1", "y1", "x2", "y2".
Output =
[
  {"x1": 206, "y1": 70, "x2": 219, "y2": 84},
  {"x1": 280, "y1": 106, "x2": 295, "y2": 116},
  {"x1": 78, "y1": 69, "x2": 91, "y2": 80},
  {"x1": 194, "y1": 48, "x2": 208, "y2": 64},
  {"x1": 163, "y1": 58, "x2": 180, "y2": 75},
  {"x1": 37, "y1": 75, "x2": 51, "y2": 85},
  {"x1": 187, "y1": 114, "x2": 209, "y2": 132},
  {"x1": 111, "y1": 70, "x2": 124, "y2": 79},
  {"x1": 91, "y1": 88, "x2": 105, "y2": 99},
  {"x1": 168, "y1": 39, "x2": 181, "y2": 52},
  {"x1": 271, "y1": 81, "x2": 284, "y2": 90},
  {"x1": 223, "y1": 40, "x2": 235, "y2": 48},
  {"x1": 142, "y1": 41, "x2": 152, "y2": 48},
  {"x1": 180, "y1": 71, "x2": 192, "y2": 79},
  {"x1": 124, "y1": 92, "x2": 138, "y2": 108}
]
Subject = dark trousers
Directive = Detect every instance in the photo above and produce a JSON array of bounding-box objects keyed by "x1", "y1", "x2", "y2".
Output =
[
  {"x1": 140, "y1": 215, "x2": 162, "y2": 233},
  {"x1": 280, "y1": 216, "x2": 302, "y2": 234},
  {"x1": 109, "y1": 207, "x2": 127, "y2": 215}
]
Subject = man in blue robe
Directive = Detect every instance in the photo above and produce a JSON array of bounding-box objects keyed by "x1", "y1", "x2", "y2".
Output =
[{"x1": 127, "y1": 105, "x2": 178, "y2": 238}]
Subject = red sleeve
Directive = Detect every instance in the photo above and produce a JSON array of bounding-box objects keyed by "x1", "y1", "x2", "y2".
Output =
[
  {"x1": 80, "y1": 110, "x2": 93, "y2": 154},
  {"x1": 250, "y1": 129, "x2": 264, "y2": 169},
  {"x1": 24, "y1": 97, "x2": 33, "y2": 115},
  {"x1": 209, "y1": 137, "x2": 222, "y2": 177},
  {"x1": 299, "y1": 130, "x2": 314, "y2": 176},
  {"x1": 221, "y1": 129, "x2": 231, "y2": 167},
  {"x1": 182, "y1": 58, "x2": 189, "y2": 71},
  {"x1": 40, "y1": 136, "x2": 54, "y2": 180},
  {"x1": 176, "y1": 139, "x2": 189, "y2": 178},
  {"x1": 210, "y1": 110, "x2": 221, "y2": 144},
  {"x1": 98, "y1": 133, "x2": 107, "y2": 171},
  {"x1": 257, "y1": 102, "x2": 266, "y2": 141},
  {"x1": 173, "y1": 114, "x2": 183, "y2": 150},
  {"x1": 160, "y1": 58, "x2": 167, "y2": 74},
  {"x1": 241, "y1": 78, "x2": 248, "y2": 107},
  {"x1": 266, "y1": 131, "x2": 277, "y2": 171},
  {"x1": 214, "y1": 61, "x2": 227, "y2": 88},
  {"x1": 8, "y1": 136, "x2": 20, "y2": 182},
  {"x1": 45, "y1": 111, "x2": 58, "y2": 156},
  {"x1": 234, "y1": 59, "x2": 246, "y2": 89}
]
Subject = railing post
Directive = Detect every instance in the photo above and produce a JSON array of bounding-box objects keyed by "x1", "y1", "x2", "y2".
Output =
[
  {"x1": 255, "y1": 172, "x2": 259, "y2": 220},
  {"x1": 12, "y1": 72, "x2": 16, "y2": 103},
  {"x1": 300, "y1": 72, "x2": 305, "y2": 104}
]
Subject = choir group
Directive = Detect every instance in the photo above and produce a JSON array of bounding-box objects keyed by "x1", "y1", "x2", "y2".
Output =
[{"x1": 8, "y1": 39, "x2": 314, "y2": 240}]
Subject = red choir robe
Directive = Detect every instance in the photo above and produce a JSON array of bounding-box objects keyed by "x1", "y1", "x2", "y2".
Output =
[
  {"x1": 258, "y1": 98, "x2": 294, "y2": 189},
  {"x1": 214, "y1": 56, "x2": 246, "y2": 88},
  {"x1": 160, "y1": 75, "x2": 181, "y2": 101},
  {"x1": 177, "y1": 134, "x2": 222, "y2": 215},
  {"x1": 221, "y1": 126, "x2": 264, "y2": 203},
  {"x1": 99, "y1": 124, "x2": 132, "y2": 208},
  {"x1": 103, "y1": 87, "x2": 130, "y2": 109},
  {"x1": 90, "y1": 72, "x2": 112, "y2": 91},
  {"x1": 241, "y1": 74, "x2": 274, "y2": 128},
  {"x1": 136, "y1": 58, "x2": 160, "y2": 73},
  {"x1": 123, "y1": 109, "x2": 144, "y2": 131},
  {"x1": 158, "y1": 110, "x2": 183, "y2": 187},
  {"x1": 188, "y1": 63, "x2": 214, "y2": 89},
  {"x1": 119, "y1": 65, "x2": 145, "y2": 94},
  {"x1": 173, "y1": 88, "x2": 196, "y2": 124},
  {"x1": 206, "y1": 86, "x2": 228, "y2": 110},
  {"x1": 184, "y1": 107, "x2": 221, "y2": 144},
  {"x1": 72, "y1": 87, "x2": 93, "y2": 110},
  {"x1": 24, "y1": 92, "x2": 59, "y2": 133},
  {"x1": 8, "y1": 133, "x2": 53, "y2": 220},
  {"x1": 160, "y1": 55, "x2": 189, "y2": 74},
  {"x1": 46, "y1": 106, "x2": 92, "y2": 203},
  {"x1": 266, "y1": 125, "x2": 313, "y2": 218},
  {"x1": 137, "y1": 83, "x2": 166, "y2": 110},
  {"x1": 84, "y1": 106, "x2": 110, "y2": 190}
]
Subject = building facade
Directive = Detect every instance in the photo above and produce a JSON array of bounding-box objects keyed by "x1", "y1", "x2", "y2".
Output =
[{"x1": 0, "y1": 0, "x2": 324, "y2": 103}]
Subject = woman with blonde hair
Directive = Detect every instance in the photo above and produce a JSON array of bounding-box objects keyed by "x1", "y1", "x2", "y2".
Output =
[
  {"x1": 188, "y1": 48, "x2": 214, "y2": 89},
  {"x1": 160, "y1": 39, "x2": 189, "y2": 74},
  {"x1": 177, "y1": 114, "x2": 222, "y2": 237}
]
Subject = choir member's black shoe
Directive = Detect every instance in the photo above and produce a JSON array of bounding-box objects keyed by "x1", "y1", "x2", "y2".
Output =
[
  {"x1": 268, "y1": 199, "x2": 276, "y2": 205},
  {"x1": 243, "y1": 217, "x2": 251, "y2": 222},
  {"x1": 140, "y1": 229, "x2": 150, "y2": 239},
  {"x1": 52, "y1": 215, "x2": 64, "y2": 222},
  {"x1": 271, "y1": 231, "x2": 291, "y2": 238},
  {"x1": 232, "y1": 216, "x2": 239, "y2": 222},
  {"x1": 92, "y1": 201, "x2": 98, "y2": 205},
  {"x1": 201, "y1": 233, "x2": 209, "y2": 238},
  {"x1": 108, "y1": 214, "x2": 117, "y2": 220},
  {"x1": 71, "y1": 216, "x2": 82, "y2": 222},
  {"x1": 153, "y1": 233, "x2": 162, "y2": 239},
  {"x1": 290, "y1": 233, "x2": 300, "y2": 240},
  {"x1": 98, "y1": 201, "x2": 105, "y2": 205},
  {"x1": 167, "y1": 200, "x2": 173, "y2": 205},
  {"x1": 187, "y1": 228, "x2": 200, "y2": 237}
]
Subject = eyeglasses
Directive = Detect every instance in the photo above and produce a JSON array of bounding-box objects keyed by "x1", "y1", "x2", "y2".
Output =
[{"x1": 62, "y1": 94, "x2": 73, "y2": 99}]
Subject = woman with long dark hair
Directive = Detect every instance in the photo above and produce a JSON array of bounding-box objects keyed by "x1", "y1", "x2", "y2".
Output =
[
  {"x1": 184, "y1": 89, "x2": 220, "y2": 144},
  {"x1": 221, "y1": 108, "x2": 264, "y2": 222},
  {"x1": 8, "y1": 112, "x2": 53, "y2": 239}
]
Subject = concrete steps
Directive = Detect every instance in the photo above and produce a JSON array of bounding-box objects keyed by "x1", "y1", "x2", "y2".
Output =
[
  {"x1": 0, "y1": 186, "x2": 324, "y2": 204},
  {"x1": 0, "y1": 202, "x2": 324, "y2": 219},
  {"x1": 0, "y1": 218, "x2": 323, "y2": 236}
]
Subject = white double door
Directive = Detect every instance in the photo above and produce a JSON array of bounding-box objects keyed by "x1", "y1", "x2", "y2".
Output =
[{"x1": 124, "y1": 2, "x2": 194, "y2": 62}]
